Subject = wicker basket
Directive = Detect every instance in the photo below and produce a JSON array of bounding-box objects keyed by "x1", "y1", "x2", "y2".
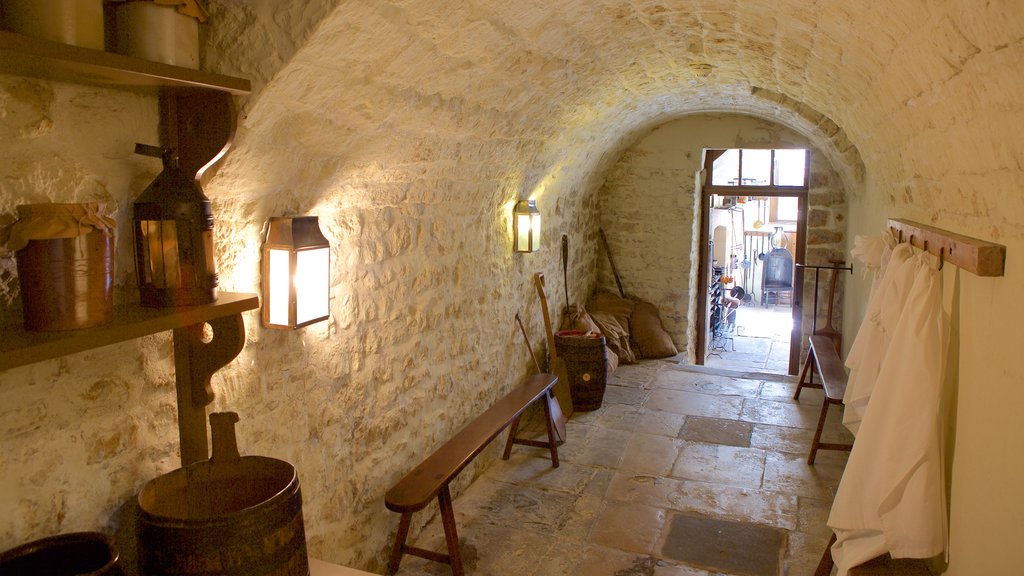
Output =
[{"x1": 555, "y1": 330, "x2": 608, "y2": 411}]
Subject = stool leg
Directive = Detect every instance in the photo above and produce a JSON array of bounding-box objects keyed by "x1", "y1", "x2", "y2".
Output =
[
  {"x1": 794, "y1": 352, "x2": 815, "y2": 400},
  {"x1": 541, "y1": 390, "x2": 560, "y2": 468},
  {"x1": 387, "y1": 512, "x2": 413, "y2": 575},
  {"x1": 438, "y1": 486, "x2": 464, "y2": 576},
  {"x1": 808, "y1": 397, "x2": 831, "y2": 465}
]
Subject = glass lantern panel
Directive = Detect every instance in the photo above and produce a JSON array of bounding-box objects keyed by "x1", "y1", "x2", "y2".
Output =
[
  {"x1": 515, "y1": 213, "x2": 531, "y2": 252},
  {"x1": 529, "y1": 212, "x2": 541, "y2": 251},
  {"x1": 139, "y1": 220, "x2": 180, "y2": 288},
  {"x1": 267, "y1": 248, "x2": 291, "y2": 326},
  {"x1": 295, "y1": 247, "x2": 330, "y2": 325}
]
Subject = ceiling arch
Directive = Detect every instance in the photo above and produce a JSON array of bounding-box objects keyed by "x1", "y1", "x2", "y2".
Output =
[{"x1": 205, "y1": 0, "x2": 1024, "y2": 237}]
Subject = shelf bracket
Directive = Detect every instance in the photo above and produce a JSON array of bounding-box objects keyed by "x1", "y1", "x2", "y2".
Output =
[
  {"x1": 159, "y1": 89, "x2": 237, "y2": 181},
  {"x1": 173, "y1": 313, "x2": 247, "y2": 466}
]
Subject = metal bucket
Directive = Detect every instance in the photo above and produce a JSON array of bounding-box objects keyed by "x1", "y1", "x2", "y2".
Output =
[
  {"x1": 16, "y1": 229, "x2": 114, "y2": 331},
  {"x1": 137, "y1": 413, "x2": 309, "y2": 576},
  {"x1": 0, "y1": 531, "x2": 122, "y2": 575}
]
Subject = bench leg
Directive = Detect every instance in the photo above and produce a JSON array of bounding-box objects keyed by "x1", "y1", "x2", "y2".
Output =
[
  {"x1": 815, "y1": 532, "x2": 837, "y2": 576},
  {"x1": 794, "y1": 351, "x2": 816, "y2": 400},
  {"x1": 387, "y1": 512, "x2": 413, "y2": 575},
  {"x1": 502, "y1": 416, "x2": 521, "y2": 460},
  {"x1": 438, "y1": 486, "x2": 464, "y2": 576},
  {"x1": 541, "y1": 390, "x2": 560, "y2": 468},
  {"x1": 808, "y1": 396, "x2": 831, "y2": 465}
]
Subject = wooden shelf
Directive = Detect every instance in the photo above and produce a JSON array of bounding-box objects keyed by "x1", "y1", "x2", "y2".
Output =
[
  {"x1": 0, "y1": 30, "x2": 251, "y2": 95},
  {"x1": 0, "y1": 292, "x2": 259, "y2": 372}
]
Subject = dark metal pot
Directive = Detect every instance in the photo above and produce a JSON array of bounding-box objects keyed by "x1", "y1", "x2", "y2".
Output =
[
  {"x1": 0, "y1": 531, "x2": 122, "y2": 575},
  {"x1": 137, "y1": 412, "x2": 308, "y2": 576}
]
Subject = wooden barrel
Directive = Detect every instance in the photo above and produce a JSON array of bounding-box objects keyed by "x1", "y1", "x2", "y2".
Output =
[
  {"x1": 0, "y1": 531, "x2": 122, "y2": 575},
  {"x1": 137, "y1": 413, "x2": 309, "y2": 576},
  {"x1": 15, "y1": 230, "x2": 113, "y2": 331}
]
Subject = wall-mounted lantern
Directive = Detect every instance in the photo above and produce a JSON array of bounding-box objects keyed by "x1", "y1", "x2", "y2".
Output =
[
  {"x1": 262, "y1": 216, "x2": 330, "y2": 329},
  {"x1": 513, "y1": 200, "x2": 541, "y2": 253},
  {"x1": 132, "y1": 145, "x2": 218, "y2": 307}
]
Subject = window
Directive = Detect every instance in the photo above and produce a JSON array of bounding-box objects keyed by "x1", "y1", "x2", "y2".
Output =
[
  {"x1": 770, "y1": 196, "x2": 799, "y2": 223},
  {"x1": 708, "y1": 148, "x2": 807, "y2": 188}
]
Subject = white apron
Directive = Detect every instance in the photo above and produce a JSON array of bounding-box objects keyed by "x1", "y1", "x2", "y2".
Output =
[
  {"x1": 828, "y1": 250, "x2": 947, "y2": 575},
  {"x1": 842, "y1": 241, "x2": 915, "y2": 434}
]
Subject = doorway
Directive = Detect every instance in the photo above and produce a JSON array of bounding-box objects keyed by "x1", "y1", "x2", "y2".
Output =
[
  {"x1": 704, "y1": 200, "x2": 796, "y2": 374},
  {"x1": 694, "y1": 149, "x2": 809, "y2": 375}
]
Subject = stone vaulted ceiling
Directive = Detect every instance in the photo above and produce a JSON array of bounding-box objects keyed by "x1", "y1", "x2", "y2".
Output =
[{"x1": 206, "y1": 0, "x2": 1024, "y2": 240}]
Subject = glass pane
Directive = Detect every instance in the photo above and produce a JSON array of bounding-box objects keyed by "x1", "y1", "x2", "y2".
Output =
[
  {"x1": 774, "y1": 149, "x2": 807, "y2": 186},
  {"x1": 741, "y1": 149, "x2": 771, "y2": 185},
  {"x1": 775, "y1": 197, "x2": 799, "y2": 221},
  {"x1": 295, "y1": 247, "x2": 330, "y2": 325},
  {"x1": 268, "y1": 248, "x2": 291, "y2": 326},
  {"x1": 711, "y1": 149, "x2": 739, "y2": 186}
]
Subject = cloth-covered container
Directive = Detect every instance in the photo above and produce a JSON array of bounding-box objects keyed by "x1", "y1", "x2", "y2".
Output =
[{"x1": 1, "y1": 203, "x2": 116, "y2": 331}]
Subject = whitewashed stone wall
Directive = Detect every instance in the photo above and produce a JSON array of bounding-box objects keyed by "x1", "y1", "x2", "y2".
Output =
[
  {"x1": 597, "y1": 114, "x2": 847, "y2": 362},
  {"x1": 1, "y1": 1, "x2": 1022, "y2": 574}
]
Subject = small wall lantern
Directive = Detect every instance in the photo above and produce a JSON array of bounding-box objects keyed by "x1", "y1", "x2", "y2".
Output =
[
  {"x1": 262, "y1": 216, "x2": 330, "y2": 329},
  {"x1": 133, "y1": 145, "x2": 218, "y2": 307},
  {"x1": 513, "y1": 200, "x2": 541, "y2": 253}
]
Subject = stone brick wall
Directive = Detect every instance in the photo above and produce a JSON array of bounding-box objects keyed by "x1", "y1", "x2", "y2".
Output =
[
  {"x1": 0, "y1": 2, "x2": 1022, "y2": 574},
  {"x1": 597, "y1": 114, "x2": 847, "y2": 362}
]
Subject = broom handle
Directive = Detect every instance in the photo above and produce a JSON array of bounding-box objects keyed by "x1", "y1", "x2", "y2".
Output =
[
  {"x1": 515, "y1": 313, "x2": 542, "y2": 373},
  {"x1": 599, "y1": 228, "x2": 625, "y2": 297}
]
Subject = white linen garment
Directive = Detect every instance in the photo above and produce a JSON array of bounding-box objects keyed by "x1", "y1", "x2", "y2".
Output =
[
  {"x1": 842, "y1": 240, "x2": 914, "y2": 434},
  {"x1": 828, "y1": 250, "x2": 947, "y2": 575}
]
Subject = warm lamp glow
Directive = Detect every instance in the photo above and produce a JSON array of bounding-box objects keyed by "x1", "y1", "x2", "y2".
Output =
[
  {"x1": 513, "y1": 200, "x2": 540, "y2": 253},
  {"x1": 262, "y1": 216, "x2": 330, "y2": 329}
]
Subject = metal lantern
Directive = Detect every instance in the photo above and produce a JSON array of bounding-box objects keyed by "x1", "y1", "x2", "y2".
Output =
[
  {"x1": 132, "y1": 145, "x2": 218, "y2": 307},
  {"x1": 513, "y1": 199, "x2": 541, "y2": 253},
  {"x1": 262, "y1": 216, "x2": 330, "y2": 329}
]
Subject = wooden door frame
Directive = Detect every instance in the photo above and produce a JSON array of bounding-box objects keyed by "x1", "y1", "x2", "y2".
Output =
[{"x1": 695, "y1": 151, "x2": 808, "y2": 375}]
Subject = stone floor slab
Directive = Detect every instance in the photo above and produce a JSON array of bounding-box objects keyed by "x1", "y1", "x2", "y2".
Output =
[
  {"x1": 590, "y1": 501, "x2": 667, "y2": 555},
  {"x1": 661, "y1": 512, "x2": 787, "y2": 576},
  {"x1": 670, "y1": 442, "x2": 765, "y2": 489},
  {"x1": 679, "y1": 415, "x2": 753, "y2": 447},
  {"x1": 646, "y1": 389, "x2": 744, "y2": 419}
]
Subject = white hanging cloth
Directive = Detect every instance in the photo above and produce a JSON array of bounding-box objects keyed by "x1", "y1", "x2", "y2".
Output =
[
  {"x1": 828, "y1": 249, "x2": 948, "y2": 575},
  {"x1": 842, "y1": 238, "x2": 913, "y2": 434}
]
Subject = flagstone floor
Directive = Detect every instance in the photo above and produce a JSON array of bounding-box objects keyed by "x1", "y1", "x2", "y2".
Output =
[{"x1": 391, "y1": 359, "x2": 853, "y2": 576}]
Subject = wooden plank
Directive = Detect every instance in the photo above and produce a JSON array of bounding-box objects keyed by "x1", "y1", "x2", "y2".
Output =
[
  {"x1": 809, "y1": 335, "x2": 848, "y2": 400},
  {"x1": 0, "y1": 30, "x2": 251, "y2": 95},
  {"x1": 0, "y1": 292, "x2": 259, "y2": 371},
  {"x1": 384, "y1": 373, "x2": 557, "y2": 513},
  {"x1": 888, "y1": 218, "x2": 1006, "y2": 277}
]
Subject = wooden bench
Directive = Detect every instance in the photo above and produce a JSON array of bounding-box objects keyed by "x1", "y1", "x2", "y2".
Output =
[
  {"x1": 793, "y1": 334, "x2": 853, "y2": 464},
  {"x1": 384, "y1": 372, "x2": 561, "y2": 576}
]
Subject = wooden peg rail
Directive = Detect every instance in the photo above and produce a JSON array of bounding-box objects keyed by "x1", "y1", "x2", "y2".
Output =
[{"x1": 887, "y1": 218, "x2": 1006, "y2": 277}]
